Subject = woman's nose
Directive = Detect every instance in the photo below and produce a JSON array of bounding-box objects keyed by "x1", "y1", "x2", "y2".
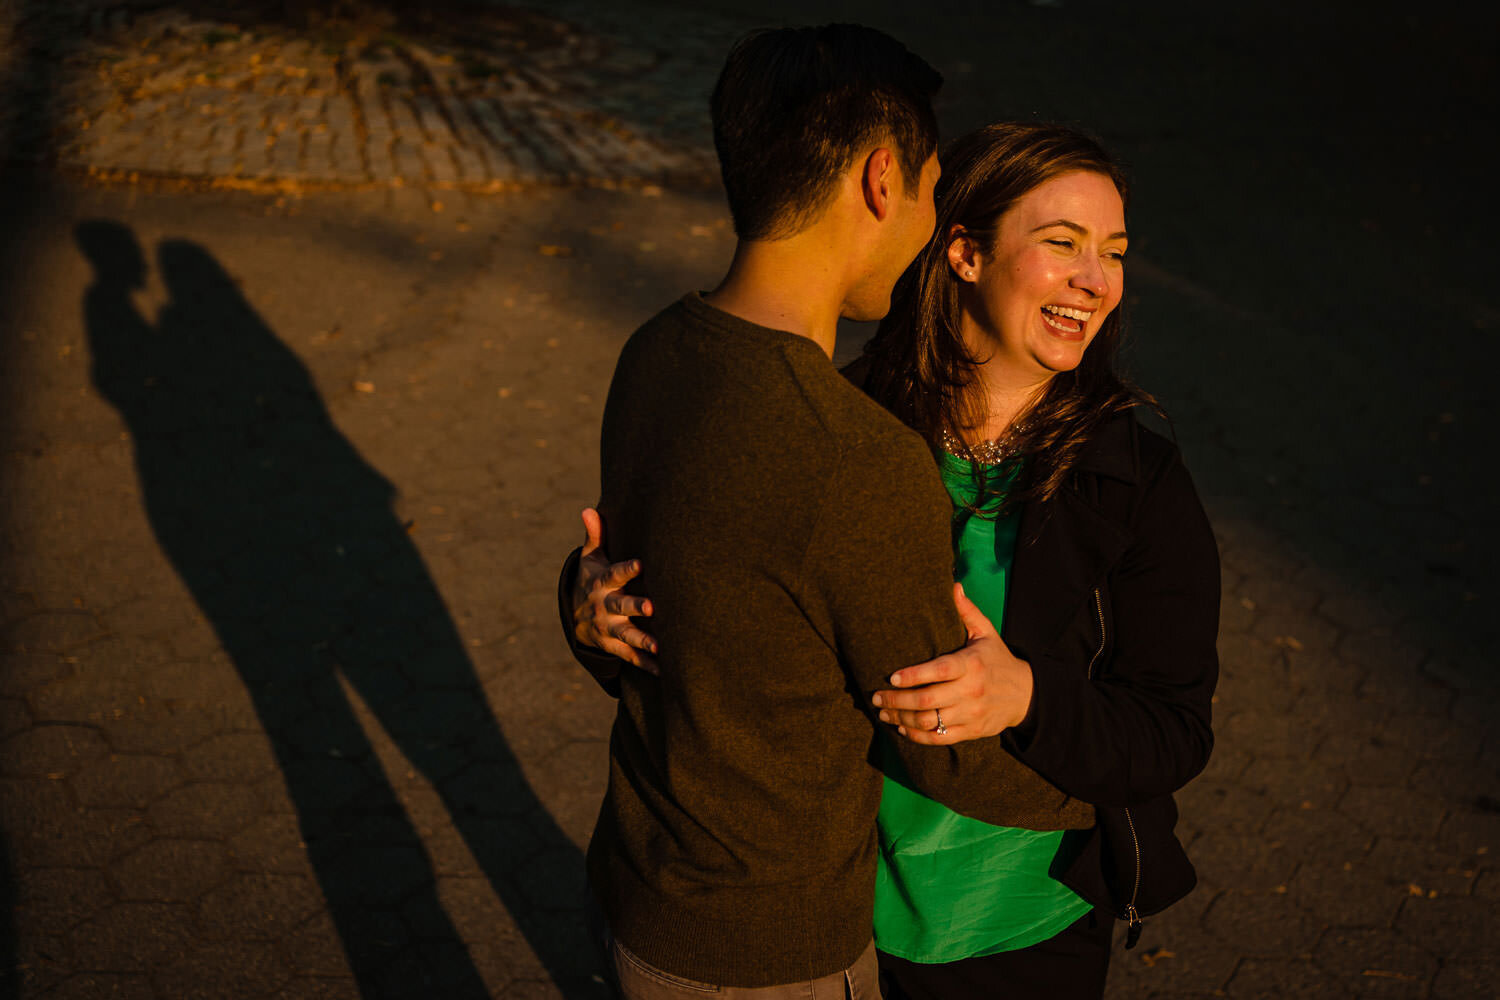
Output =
[{"x1": 1071, "y1": 255, "x2": 1108, "y2": 297}]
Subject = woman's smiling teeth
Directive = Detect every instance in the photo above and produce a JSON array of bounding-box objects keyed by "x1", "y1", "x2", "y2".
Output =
[{"x1": 1041, "y1": 304, "x2": 1091, "y2": 334}]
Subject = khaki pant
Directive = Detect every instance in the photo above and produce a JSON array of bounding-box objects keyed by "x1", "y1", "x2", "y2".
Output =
[{"x1": 610, "y1": 937, "x2": 882, "y2": 1000}]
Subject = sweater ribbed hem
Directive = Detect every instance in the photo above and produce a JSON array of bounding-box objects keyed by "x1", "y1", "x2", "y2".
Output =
[{"x1": 588, "y1": 829, "x2": 874, "y2": 989}]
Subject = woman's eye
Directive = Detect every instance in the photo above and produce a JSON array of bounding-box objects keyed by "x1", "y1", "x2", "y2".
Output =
[
  {"x1": 1105, "y1": 250, "x2": 1127, "y2": 262},
  {"x1": 1045, "y1": 239, "x2": 1074, "y2": 249}
]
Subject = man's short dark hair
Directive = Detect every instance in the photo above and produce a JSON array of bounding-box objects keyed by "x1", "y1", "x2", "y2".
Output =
[{"x1": 710, "y1": 24, "x2": 943, "y2": 241}]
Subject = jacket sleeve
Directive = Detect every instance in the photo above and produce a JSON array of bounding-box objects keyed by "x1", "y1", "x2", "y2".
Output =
[
  {"x1": 801, "y1": 433, "x2": 1040, "y2": 826},
  {"x1": 557, "y1": 545, "x2": 627, "y2": 698},
  {"x1": 1003, "y1": 451, "x2": 1220, "y2": 806}
]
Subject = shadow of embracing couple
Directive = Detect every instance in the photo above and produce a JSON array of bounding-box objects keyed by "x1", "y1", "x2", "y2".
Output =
[{"x1": 75, "y1": 220, "x2": 603, "y2": 999}]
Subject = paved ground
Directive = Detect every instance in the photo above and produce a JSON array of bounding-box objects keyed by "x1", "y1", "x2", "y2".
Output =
[
  {"x1": 3, "y1": 0, "x2": 726, "y2": 188},
  {"x1": 1, "y1": 1, "x2": 1498, "y2": 998}
]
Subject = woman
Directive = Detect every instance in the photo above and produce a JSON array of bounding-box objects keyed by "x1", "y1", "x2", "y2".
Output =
[{"x1": 563, "y1": 122, "x2": 1219, "y2": 998}]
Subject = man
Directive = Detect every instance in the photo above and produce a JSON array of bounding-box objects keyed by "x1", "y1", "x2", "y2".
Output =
[{"x1": 562, "y1": 24, "x2": 1032, "y2": 996}]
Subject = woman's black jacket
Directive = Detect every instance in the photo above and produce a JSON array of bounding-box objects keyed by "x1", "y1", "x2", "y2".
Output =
[
  {"x1": 998, "y1": 412, "x2": 1219, "y2": 936},
  {"x1": 558, "y1": 410, "x2": 1220, "y2": 939}
]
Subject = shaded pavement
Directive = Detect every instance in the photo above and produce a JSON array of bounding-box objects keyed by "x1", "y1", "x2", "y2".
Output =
[
  {"x1": 1, "y1": 1, "x2": 1497, "y2": 997},
  {"x1": 79, "y1": 219, "x2": 592, "y2": 997}
]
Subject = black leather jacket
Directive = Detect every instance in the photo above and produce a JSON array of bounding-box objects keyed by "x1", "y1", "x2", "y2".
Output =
[{"x1": 559, "y1": 411, "x2": 1219, "y2": 944}]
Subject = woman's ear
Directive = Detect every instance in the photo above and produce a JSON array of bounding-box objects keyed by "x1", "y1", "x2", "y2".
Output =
[{"x1": 946, "y1": 227, "x2": 980, "y2": 282}]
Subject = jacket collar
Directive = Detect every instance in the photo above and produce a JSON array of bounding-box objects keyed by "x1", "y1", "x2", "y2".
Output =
[{"x1": 1072, "y1": 412, "x2": 1139, "y2": 485}]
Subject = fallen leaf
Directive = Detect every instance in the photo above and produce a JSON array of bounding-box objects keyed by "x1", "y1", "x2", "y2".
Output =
[
  {"x1": 1139, "y1": 947, "x2": 1175, "y2": 968},
  {"x1": 1239, "y1": 596, "x2": 1256, "y2": 610},
  {"x1": 353, "y1": 380, "x2": 375, "y2": 393},
  {"x1": 538, "y1": 244, "x2": 573, "y2": 257}
]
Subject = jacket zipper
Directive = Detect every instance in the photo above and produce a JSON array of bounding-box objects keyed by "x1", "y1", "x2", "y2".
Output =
[
  {"x1": 1086, "y1": 589, "x2": 1105, "y2": 680},
  {"x1": 1123, "y1": 807, "x2": 1144, "y2": 948},
  {"x1": 1087, "y1": 587, "x2": 1145, "y2": 948}
]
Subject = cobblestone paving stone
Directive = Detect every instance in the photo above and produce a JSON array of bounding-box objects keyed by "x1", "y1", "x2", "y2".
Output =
[
  {"x1": 3, "y1": 0, "x2": 737, "y2": 188},
  {"x1": 1, "y1": 1, "x2": 1498, "y2": 998}
]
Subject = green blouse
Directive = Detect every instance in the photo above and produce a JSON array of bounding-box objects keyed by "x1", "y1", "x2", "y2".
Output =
[{"x1": 872, "y1": 453, "x2": 1090, "y2": 962}]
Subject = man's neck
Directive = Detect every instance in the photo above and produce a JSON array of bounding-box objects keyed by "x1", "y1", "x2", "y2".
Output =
[{"x1": 702, "y1": 234, "x2": 851, "y2": 359}]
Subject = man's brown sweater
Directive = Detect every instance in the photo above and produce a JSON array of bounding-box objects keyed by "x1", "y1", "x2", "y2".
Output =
[{"x1": 587, "y1": 294, "x2": 1036, "y2": 986}]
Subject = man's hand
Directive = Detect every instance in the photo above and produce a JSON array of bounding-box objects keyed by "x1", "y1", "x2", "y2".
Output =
[
  {"x1": 870, "y1": 583, "x2": 1033, "y2": 744},
  {"x1": 572, "y1": 507, "x2": 660, "y2": 673}
]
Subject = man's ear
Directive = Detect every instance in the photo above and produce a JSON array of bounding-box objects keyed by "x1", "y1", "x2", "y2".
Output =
[
  {"x1": 861, "y1": 147, "x2": 896, "y2": 221},
  {"x1": 947, "y1": 225, "x2": 980, "y2": 282}
]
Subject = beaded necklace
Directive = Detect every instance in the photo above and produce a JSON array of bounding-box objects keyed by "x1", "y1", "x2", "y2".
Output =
[{"x1": 939, "y1": 424, "x2": 1028, "y2": 467}]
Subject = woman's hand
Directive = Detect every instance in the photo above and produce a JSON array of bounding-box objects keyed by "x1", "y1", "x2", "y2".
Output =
[
  {"x1": 871, "y1": 583, "x2": 1033, "y2": 745},
  {"x1": 571, "y1": 507, "x2": 659, "y2": 673}
]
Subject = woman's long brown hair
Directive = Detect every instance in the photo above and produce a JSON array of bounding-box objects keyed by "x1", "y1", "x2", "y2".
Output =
[{"x1": 862, "y1": 121, "x2": 1160, "y2": 516}]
